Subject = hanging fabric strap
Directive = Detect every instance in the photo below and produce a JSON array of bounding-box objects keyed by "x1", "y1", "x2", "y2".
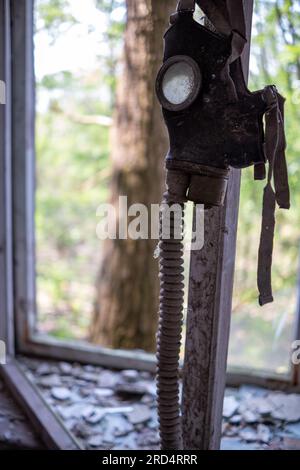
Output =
[
  {"x1": 274, "y1": 94, "x2": 290, "y2": 210},
  {"x1": 170, "y1": 0, "x2": 196, "y2": 25},
  {"x1": 175, "y1": 0, "x2": 247, "y2": 62},
  {"x1": 176, "y1": 0, "x2": 196, "y2": 12},
  {"x1": 257, "y1": 86, "x2": 290, "y2": 306}
]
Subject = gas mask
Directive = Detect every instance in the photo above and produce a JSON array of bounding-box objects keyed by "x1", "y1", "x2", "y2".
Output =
[
  {"x1": 155, "y1": 0, "x2": 290, "y2": 451},
  {"x1": 156, "y1": 0, "x2": 290, "y2": 300}
]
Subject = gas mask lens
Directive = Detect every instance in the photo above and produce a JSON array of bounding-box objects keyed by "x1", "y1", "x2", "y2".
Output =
[
  {"x1": 162, "y1": 62, "x2": 194, "y2": 105},
  {"x1": 156, "y1": 56, "x2": 202, "y2": 111}
]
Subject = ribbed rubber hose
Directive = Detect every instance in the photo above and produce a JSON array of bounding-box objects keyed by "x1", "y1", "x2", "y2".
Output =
[{"x1": 156, "y1": 194, "x2": 185, "y2": 450}]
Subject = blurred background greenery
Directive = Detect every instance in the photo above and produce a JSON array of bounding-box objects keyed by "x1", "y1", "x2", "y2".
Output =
[
  {"x1": 35, "y1": 0, "x2": 124, "y2": 338},
  {"x1": 34, "y1": 0, "x2": 300, "y2": 374}
]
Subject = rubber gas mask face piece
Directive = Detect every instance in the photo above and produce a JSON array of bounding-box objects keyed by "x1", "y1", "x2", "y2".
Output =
[
  {"x1": 156, "y1": 1, "x2": 290, "y2": 303},
  {"x1": 155, "y1": 10, "x2": 270, "y2": 206}
]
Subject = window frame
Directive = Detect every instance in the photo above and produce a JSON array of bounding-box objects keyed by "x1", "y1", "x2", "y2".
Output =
[
  {"x1": 0, "y1": 0, "x2": 300, "y2": 449},
  {"x1": 7, "y1": 0, "x2": 300, "y2": 388},
  {"x1": 0, "y1": 0, "x2": 299, "y2": 452},
  {"x1": 0, "y1": 0, "x2": 80, "y2": 450},
  {"x1": 0, "y1": 0, "x2": 14, "y2": 357}
]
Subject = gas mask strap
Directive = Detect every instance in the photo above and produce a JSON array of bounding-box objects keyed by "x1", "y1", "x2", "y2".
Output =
[
  {"x1": 198, "y1": 0, "x2": 246, "y2": 45},
  {"x1": 257, "y1": 87, "x2": 278, "y2": 306},
  {"x1": 257, "y1": 86, "x2": 290, "y2": 306},
  {"x1": 197, "y1": 0, "x2": 232, "y2": 35},
  {"x1": 203, "y1": 0, "x2": 247, "y2": 61},
  {"x1": 254, "y1": 163, "x2": 267, "y2": 181},
  {"x1": 176, "y1": 0, "x2": 196, "y2": 13},
  {"x1": 170, "y1": 0, "x2": 195, "y2": 24},
  {"x1": 274, "y1": 93, "x2": 290, "y2": 210},
  {"x1": 175, "y1": 1, "x2": 247, "y2": 62},
  {"x1": 226, "y1": 0, "x2": 247, "y2": 62},
  {"x1": 176, "y1": 0, "x2": 232, "y2": 37},
  {"x1": 175, "y1": 0, "x2": 243, "y2": 35}
]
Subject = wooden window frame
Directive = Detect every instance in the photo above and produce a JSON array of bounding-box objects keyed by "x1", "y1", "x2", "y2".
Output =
[
  {"x1": 0, "y1": 0, "x2": 299, "y2": 451},
  {"x1": 0, "y1": 0, "x2": 80, "y2": 449},
  {"x1": 10, "y1": 0, "x2": 300, "y2": 385}
]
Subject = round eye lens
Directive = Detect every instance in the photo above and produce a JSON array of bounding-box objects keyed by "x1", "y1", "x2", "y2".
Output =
[
  {"x1": 162, "y1": 62, "x2": 195, "y2": 105},
  {"x1": 156, "y1": 56, "x2": 201, "y2": 111}
]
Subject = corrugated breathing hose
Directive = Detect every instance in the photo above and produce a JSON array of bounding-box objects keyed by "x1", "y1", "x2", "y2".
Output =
[{"x1": 156, "y1": 169, "x2": 189, "y2": 450}]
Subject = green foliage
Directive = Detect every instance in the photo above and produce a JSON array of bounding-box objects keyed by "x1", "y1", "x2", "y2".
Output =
[
  {"x1": 35, "y1": 0, "x2": 78, "y2": 42},
  {"x1": 95, "y1": 0, "x2": 125, "y2": 104}
]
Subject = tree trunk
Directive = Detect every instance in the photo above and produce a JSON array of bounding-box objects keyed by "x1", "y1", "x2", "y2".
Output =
[{"x1": 89, "y1": 0, "x2": 176, "y2": 352}]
